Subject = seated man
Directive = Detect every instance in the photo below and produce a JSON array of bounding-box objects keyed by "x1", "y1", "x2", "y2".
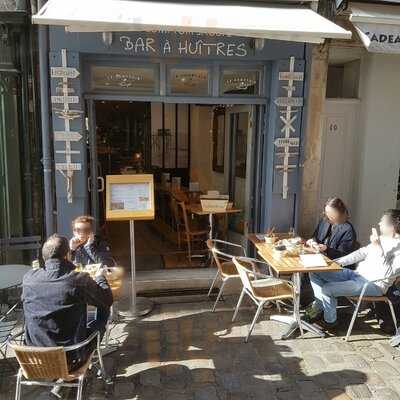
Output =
[
  {"x1": 70, "y1": 215, "x2": 113, "y2": 267},
  {"x1": 22, "y1": 234, "x2": 113, "y2": 371},
  {"x1": 307, "y1": 209, "x2": 400, "y2": 330}
]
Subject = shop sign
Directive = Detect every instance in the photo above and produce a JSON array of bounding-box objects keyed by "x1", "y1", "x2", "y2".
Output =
[
  {"x1": 54, "y1": 131, "x2": 82, "y2": 141},
  {"x1": 51, "y1": 67, "x2": 80, "y2": 79},
  {"x1": 274, "y1": 97, "x2": 303, "y2": 107},
  {"x1": 354, "y1": 22, "x2": 400, "y2": 53},
  {"x1": 51, "y1": 95, "x2": 79, "y2": 104},
  {"x1": 274, "y1": 137, "x2": 300, "y2": 147},
  {"x1": 56, "y1": 163, "x2": 82, "y2": 171},
  {"x1": 117, "y1": 32, "x2": 251, "y2": 58}
]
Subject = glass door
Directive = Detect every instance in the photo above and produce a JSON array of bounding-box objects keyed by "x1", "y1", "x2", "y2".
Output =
[{"x1": 226, "y1": 106, "x2": 256, "y2": 245}]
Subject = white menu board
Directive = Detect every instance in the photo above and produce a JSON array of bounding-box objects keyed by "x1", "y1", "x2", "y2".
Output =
[{"x1": 110, "y1": 183, "x2": 151, "y2": 211}]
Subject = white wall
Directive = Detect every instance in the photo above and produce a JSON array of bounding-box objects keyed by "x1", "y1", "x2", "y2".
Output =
[{"x1": 353, "y1": 53, "x2": 400, "y2": 243}]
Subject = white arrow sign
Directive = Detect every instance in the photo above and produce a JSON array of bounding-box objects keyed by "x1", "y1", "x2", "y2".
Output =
[
  {"x1": 51, "y1": 95, "x2": 79, "y2": 104},
  {"x1": 51, "y1": 67, "x2": 80, "y2": 79},
  {"x1": 56, "y1": 163, "x2": 81, "y2": 171},
  {"x1": 274, "y1": 97, "x2": 303, "y2": 107},
  {"x1": 274, "y1": 137, "x2": 300, "y2": 147},
  {"x1": 54, "y1": 131, "x2": 82, "y2": 141}
]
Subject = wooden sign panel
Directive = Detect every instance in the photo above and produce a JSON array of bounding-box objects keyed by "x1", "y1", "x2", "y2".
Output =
[{"x1": 106, "y1": 174, "x2": 155, "y2": 221}]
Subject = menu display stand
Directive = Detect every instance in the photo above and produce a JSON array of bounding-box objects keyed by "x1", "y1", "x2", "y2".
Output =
[{"x1": 106, "y1": 174, "x2": 155, "y2": 318}]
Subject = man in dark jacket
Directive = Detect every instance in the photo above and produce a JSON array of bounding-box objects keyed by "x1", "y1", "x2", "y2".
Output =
[
  {"x1": 22, "y1": 234, "x2": 113, "y2": 371},
  {"x1": 70, "y1": 215, "x2": 113, "y2": 267}
]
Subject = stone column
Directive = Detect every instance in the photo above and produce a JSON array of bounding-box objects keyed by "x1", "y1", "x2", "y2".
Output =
[{"x1": 298, "y1": 43, "x2": 329, "y2": 237}]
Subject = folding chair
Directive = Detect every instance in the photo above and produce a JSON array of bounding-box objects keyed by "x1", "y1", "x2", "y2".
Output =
[
  {"x1": 9, "y1": 330, "x2": 108, "y2": 400},
  {"x1": 232, "y1": 257, "x2": 296, "y2": 342},
  {"x1": 345, "y1": 273, "x2": 400, "y2": 341}
]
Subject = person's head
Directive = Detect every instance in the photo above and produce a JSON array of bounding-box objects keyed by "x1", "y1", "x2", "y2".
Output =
[
  {"x1": 71, "y1": 215, "x2": 95, "y2": 243},
  {"x1": 324, "y1": 197, "x2": 349, "y2": 224},
  {"x1": 42, "y1": 234, "x2": 70, "y2": 262},
  {"x1": 378, "y1": 209, "x2": 400, "y2": 237}
]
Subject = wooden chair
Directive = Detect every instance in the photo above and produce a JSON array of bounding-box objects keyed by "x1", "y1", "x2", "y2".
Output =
[
  {"x1": 178, "y1": 201, "x2": 210, "y2": 265},
  {"x1": 232, "y1": 257, "x2": 297, "y2": 342},
  {"x1": 345, "y1": 273, "x2": 400, "y2": 341},
  {"x1": 9, "y1": 331, "x2": 107, "y2": 400},
  {"x1": 169, "y1": 195, "x2": 184, "y2": 248}
]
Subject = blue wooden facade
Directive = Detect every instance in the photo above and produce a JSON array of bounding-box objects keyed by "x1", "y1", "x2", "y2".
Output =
[{"x1": 48, "y1": 27, "x2": 309, "y2": 236}]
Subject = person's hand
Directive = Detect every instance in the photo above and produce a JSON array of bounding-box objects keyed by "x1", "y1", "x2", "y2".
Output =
[
  {"x1": 86, "y1": 233, "x2": 95, "y2": 246},
  {"x1": 70, "y1": 236, "x2": 82, "y2": 251},
  {"x1": 306, "y1": 239, "x2": 315, "y2": 247},
  {"x1": 370, "y1": 228, "x2": 380, "y2": 247},
  {"x1": 317, "y1": 244, "x2": 327, "y2": 252}
]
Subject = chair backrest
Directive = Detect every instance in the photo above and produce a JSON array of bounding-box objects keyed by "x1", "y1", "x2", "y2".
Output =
[
  {"x1": 207, "y1": 239, "x2": 234, "y2": 274},
  {"x1": 0, "y1": 319, "x2": 18, "y2": 345},
  {"x1": 178, "y1": 201, "x2": 191, "y2": 235},
  {"x1": 10, "y1": 344, "x2": 69, "y2": 380},
  {"x1": 169, "y1": 195, "x2": 182, "y2": 228},
  {"x1": 233, "y1": 257, "x2": 256, "y2": 296}
]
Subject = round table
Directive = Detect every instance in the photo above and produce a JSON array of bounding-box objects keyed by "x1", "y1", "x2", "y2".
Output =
[{"x1": 0, "y1": 264, "x2": 32, "y2": 290}]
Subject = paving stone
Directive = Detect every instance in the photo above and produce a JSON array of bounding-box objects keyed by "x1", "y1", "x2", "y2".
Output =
[
  {"x1": 343, "y1": 354, "x2": 370, "y2": 369},
  {"x1": 372, "y1": 388, "x2": 400, "y2": 400},
  {"x1": 303, "y1": 355, "x2": 326, "y2": 371},
  {"x1": 357, "y1": 346, "x2": 384, "y2": 360},
  {"x1": 192, "y1": 369, "x2": 215, "y2": 383},
  {"x1": 217, "y1": 372, "x2": 243, "y2": 392},
  {"x1": 194, "y1": 385, "x2": 219, "y2": 400},
  {"x1": 295, "y1": 378, "x2": 322, "y2": 394},
  {"x1": 139, "y1": 369, "x2": 161, "y2": 386},
  {"x1": 323, "y1": 353, "x2": 345, "y2": 364},
  {"x1": 363, "y1": 372, "x2": 385, "y2": 389},
  {"x1": 378, "y1": 343, "x2": 400, "y2": 358},
  {"x1": 345, "y1": 384, "x2": 373, "y2": 399},
  {"x1": 114, "y1": 381, "x2": 136, "y2": 398},
  {"x1": 372, "y1": 361, "x2": 399, "y2": 378},
  {"x1": 313, "y1": 372, "x2": 341, "y2": 389},
  {"x1": 332, "y1": 342, "x2": 355, "y2": 353},
  {"x1": 325, "y1": 389, "x2": 352, "y2": 399}
]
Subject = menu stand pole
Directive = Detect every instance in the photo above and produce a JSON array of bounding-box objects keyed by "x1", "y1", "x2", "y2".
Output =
[{"x1": 119, "y1": 220, "x2": 154, "y2": 319}]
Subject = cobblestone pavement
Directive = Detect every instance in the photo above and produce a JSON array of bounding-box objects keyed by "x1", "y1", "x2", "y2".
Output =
[{"x1": 1, "y1": 297, "x2": 400, "y2": 400}]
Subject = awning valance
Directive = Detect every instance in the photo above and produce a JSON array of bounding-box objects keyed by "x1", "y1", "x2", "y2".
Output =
[
  {"x1": 32, "y1": 0, "x2": 351, "y2": 44},
  {"x1": 350, "y1": 2, "x2": 400, "y2": 53}
]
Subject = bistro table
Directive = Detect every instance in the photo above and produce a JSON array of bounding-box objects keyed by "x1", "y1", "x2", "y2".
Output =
[
  {"x1": 188, "y1": 204, "x2": 242, "y2": 240},
  {"x1": 0, "y1": 265, "x2": 32, "y2": 291},
  {"x1": 248, "y1": 234, "x2": 342, "y2": 339}
]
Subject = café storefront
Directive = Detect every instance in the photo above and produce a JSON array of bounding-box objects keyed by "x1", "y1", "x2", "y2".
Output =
[{"x1": 32, "y1": 0, "x2": 350, "y2": 288}]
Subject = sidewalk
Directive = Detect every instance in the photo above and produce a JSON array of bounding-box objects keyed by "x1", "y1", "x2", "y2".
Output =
[{"x1": 1, "y1": 297, "x2": 400, "y2": 400}]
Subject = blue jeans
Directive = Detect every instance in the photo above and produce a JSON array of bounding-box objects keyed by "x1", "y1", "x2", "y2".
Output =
[{"x1": 309, "y1": 268, "x2": 382, "y2": 323}]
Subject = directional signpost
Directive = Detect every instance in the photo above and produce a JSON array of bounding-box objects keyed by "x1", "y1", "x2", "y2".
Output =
[
  {"x1": 51, "y1": 49, "x2": 81, "y2": 203},
  {"x1": 275, "y1": 57, "x2": 304, "y2": 199}
]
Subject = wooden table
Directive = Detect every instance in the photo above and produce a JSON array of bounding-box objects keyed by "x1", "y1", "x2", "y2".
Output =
[
  {"x1": 248, "y1": 233, "x2": 342, "y2": 339},
  {"x1": 189, "y1": 205, "x2": 242, "y2": 240}
]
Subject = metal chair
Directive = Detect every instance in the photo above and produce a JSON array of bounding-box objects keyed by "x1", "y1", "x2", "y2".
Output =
[
  {"x1": 9, "y1": 330, "x2": 107, "y2": 400},
  {"x1": 0, "y1": 301, "x2": 21, "y2": 371},
  {"x1": 232, "y1": 257, "x2": 296, "y2": 342},
  {"x1": 206, "y1": 239, "x2": 247, "y2": 311},
  {"x1": 345, "y1": 274, "x2": 400, "y2": 341}
]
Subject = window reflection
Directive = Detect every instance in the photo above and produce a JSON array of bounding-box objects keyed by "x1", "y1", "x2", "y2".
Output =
[
  {"x1": 222, "y1": 69, "x2": 260, "y2": 95},
  {"x1": 169, "y1": 68, "x2": 209, "y2": 96}
]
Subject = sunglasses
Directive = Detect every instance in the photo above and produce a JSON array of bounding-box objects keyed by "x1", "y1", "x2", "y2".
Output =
[{"x1": 73, "y1": 227, "x2": 92, "y2": 234}]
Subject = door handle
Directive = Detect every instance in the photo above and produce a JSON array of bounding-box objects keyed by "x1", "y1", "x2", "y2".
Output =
[
  {"x1": 88, "y1": 177, "x2": 105, "y2": 192},
  {"x1": 98, "y1": 177, "x2": 105, "y2": 192}
]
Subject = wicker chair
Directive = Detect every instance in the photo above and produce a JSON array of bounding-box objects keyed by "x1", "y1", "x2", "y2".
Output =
[
  {"x1": 9, "y1": 331, "x2": 107, "y2": 400},
  {"x1": 232, "y1": 257, "x2": 297, "y2": 342}
]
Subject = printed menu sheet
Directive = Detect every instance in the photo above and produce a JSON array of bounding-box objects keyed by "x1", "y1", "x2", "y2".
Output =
[{"x1": 110, "y1": 183, "x2": 151, "y2": 211}]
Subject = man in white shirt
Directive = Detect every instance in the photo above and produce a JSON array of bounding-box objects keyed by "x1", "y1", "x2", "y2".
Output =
[{"x1": 307, "y1": 209, "x2": 400, "y2": 330}]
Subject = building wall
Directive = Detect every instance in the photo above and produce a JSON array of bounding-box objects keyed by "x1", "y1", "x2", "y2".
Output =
[{"x1": 353, "y1": 53, "x2": 400, "y2": 242}]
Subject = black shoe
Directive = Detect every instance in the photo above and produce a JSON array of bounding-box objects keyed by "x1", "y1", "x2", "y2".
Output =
[{"x1": 315, "y1": 319, "x2": 338, "y2": 331}]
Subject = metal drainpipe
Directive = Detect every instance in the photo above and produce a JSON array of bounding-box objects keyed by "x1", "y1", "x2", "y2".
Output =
[{"x1": 38, "y1": 0, "x2": 55, "y2": 235}]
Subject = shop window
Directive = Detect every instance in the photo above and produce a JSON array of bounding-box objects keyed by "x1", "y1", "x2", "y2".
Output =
[
  {"x1": 91, "y1": 65, "x2": 158, "y2": 94},
  {"x1": 326, "y1": 60, "x2": 360, "y2": 99},
  {"x1": 221, "y1": 69, "x2": 261, "y2": 96},
  {"x1": 168, "y1": 67, "x2": 209, "y2": 96}
]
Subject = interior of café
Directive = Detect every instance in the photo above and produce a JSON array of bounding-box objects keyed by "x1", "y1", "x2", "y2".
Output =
[{"x1": 92, "y1": 99, "x2": 258, "y2": 281}]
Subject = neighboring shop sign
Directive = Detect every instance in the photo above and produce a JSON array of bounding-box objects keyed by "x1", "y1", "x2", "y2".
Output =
[
  {"x1": 353, "y1": 22, "x2": 400, "y2": 53},
  {"x1": 51, "y1": 49, "x2": 82, "y2": 203},
  {"x1": 116, "y1": 32, "x2": 252, "y2": 58}
]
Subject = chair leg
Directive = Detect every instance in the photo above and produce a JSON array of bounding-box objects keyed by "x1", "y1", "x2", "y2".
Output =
[
  {"x1": 212, "y1": 280, "x2": 226, "y2": 312},
  {"x1": 232, "y1": 288, "x2": 246, "y2": 322},
  {"x1": 76, "y1": 376, "x2": 84, "y2": 400},
  {"x1": 246, "y1": 301, "x2": 264, "y2": 343},
  {"x1": 388, "y1": 300, "x2": 398, "y2": 332},
  {"x1": 208, "y1": 271, "x2": 220, "y2": 297},
  {"x1": 15, "y1": 369, "x2": 22, "y2": 400},
  {"x1": 345, "y1": 295, "x2": 364, "y2": 342}
]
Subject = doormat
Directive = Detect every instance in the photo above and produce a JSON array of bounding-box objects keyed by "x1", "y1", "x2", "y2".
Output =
[{"x1": 162, "y1": 251, "x2": 206, "y2": 269}]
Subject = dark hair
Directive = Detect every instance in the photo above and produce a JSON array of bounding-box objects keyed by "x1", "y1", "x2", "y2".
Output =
[
  {"x1": 383, "y1": 209, "x2": 400, "y2": 234},
  {"x1": 324, "y1": 197, "x2": 349, "y2": 222},
  {"x1": 71, "y1": 215, "x2": 95, "y2": 229},
  {"x1": 42, "y1": 234, "x2": 69, "y2": 261}
]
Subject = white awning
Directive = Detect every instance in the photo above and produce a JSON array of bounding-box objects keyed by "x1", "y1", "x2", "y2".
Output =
[
  {"x1": 350, "y1": 2, "x2": 400, "y2": 53},
  {"x1": 32, "y1": 0, "x2": 351, "y2": 44}
]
